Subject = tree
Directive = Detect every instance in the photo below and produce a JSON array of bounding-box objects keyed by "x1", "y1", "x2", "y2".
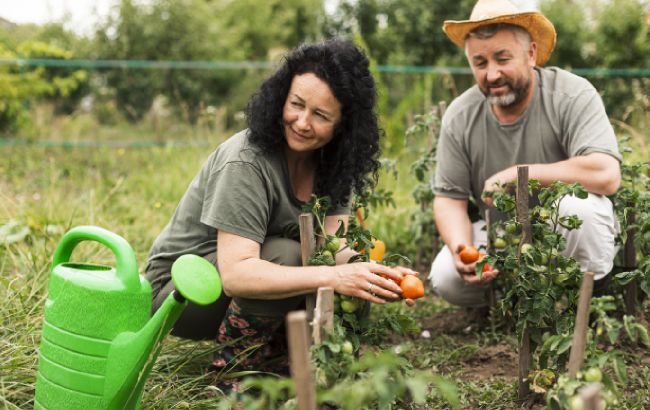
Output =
[{"x1": 540, "y1": 0, "x2": 592, "y2": 68}]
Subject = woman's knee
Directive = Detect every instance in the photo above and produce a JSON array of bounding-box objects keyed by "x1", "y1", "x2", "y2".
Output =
[{"x1": 260, "y1": 236, "x2": 302, "y2": 266}]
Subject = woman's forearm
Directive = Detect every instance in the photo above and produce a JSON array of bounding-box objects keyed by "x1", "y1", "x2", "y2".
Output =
[{"x1": 222, "y1": 258, "x2": 337, "y2": 299}]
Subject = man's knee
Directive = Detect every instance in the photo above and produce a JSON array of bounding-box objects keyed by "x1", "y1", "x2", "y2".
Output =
[
  {"x1": 557, "y1": 194, "x2": 618, "y2": 279},
  {"x1": 557, "y1": 194, "x2": 616, "y2": 230},
  {"x1": 429, "y1": 247, "x2": 488, "y2": 307},
  {"x1": 260, "y1": 236, "x2": 302, "y2": 267}
]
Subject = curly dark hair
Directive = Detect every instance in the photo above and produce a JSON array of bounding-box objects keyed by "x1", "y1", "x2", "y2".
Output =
[{"x1": 245, "y1": 39, "x2": 381, "y2": 206}]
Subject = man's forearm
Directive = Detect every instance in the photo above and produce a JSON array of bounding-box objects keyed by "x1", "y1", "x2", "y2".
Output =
[
  {"x1": 527, "y1": 154, "x2": 620, "y2": 195},
  {"x1": 434, "y1": 197, "x2": 474, "y2": 251}
]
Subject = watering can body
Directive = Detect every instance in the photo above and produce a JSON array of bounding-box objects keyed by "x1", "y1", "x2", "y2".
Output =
[{"x1": 35, "y1": 226, "x2": 221, "y2": 409}]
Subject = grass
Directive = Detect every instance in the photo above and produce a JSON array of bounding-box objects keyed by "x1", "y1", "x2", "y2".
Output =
[{"x1": 2, "y1": 108, "x2": 650, "y2": 409}]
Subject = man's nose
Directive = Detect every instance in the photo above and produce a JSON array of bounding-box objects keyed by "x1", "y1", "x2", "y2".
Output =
[{"x1": 486, "y1": 63, "x2": 502, "y2": 83}]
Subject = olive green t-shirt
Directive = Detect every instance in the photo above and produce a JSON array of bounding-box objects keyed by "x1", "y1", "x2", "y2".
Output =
[
  {"x1": 433, "y1": 67, "x2": 621, "y2": 217},
  {"x1": 147, "y1": 129, "x2": 349, "y2": 271}
]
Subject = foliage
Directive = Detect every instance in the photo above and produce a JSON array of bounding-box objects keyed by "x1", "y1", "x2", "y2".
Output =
[
  {"x1": 324, "y1": 0, "x2": 473, "y2": 66},
  {"x1": 404, "y1": 104, "x2": 442, "y2": 271},
  {"x1": 0, "y1": 41, "x2": 86, "y2": 133},
  {"x1": 540, "y1": 0, "x2": 592, "y2": 68},
  {"x1": 611, "y1": 138, "x2": 650, "y2": 298},
  {"x1": 93, "y1": 0, "x2": 323, "y2": 124}
]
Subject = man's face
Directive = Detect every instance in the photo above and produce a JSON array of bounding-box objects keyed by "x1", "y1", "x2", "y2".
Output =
[{"x1": 465, "y1": 28, "x2": 536, "y2": 108}]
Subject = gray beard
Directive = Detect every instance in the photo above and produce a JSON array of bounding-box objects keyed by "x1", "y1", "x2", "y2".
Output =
[
  {"x1": 485, "y1": 77, "x2": 531, "y2": 108},
  {"x1": 488, "y1": 92, "x2": 517, "y2": 107}
]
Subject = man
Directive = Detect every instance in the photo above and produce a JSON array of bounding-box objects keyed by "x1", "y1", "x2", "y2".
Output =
[{"x1": 428, "y1": 0, "x2": 621, "y2": 308}]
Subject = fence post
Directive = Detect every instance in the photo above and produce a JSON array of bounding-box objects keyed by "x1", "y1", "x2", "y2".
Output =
[
  {"x1": 568, "y1": 272, "x2": 596, "y2": 378},
  {"x1": 516, "y1": 166, "x2": 532, "y2": 401},
  {"x1": 287, "y1": 311, "x2": 317, "y2": 410},
  {"x1": 300, "y1": 213, "x2": 317, "y2": 322}
]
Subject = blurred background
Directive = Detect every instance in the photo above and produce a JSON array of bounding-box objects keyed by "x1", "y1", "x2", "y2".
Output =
[{"x1": 0, "y1": 0, "x2": 648, "y2": 149}]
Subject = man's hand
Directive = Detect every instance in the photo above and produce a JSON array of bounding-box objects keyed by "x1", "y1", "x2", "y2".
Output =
[
  {"x1": 453, "y1": 244, "x2": 499, "y2": 285},
  {"x1": 482, "y1": 166, "x2": 517, "y2": 207}
]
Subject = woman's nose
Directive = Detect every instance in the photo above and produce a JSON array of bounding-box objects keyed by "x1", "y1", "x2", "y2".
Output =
[{"x1": 295, "y1": 111, "x2": 311, "y2": 131}]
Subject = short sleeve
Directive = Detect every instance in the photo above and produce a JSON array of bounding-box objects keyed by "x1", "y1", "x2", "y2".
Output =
[
  {"x1": 432, "y1": 118, "x2": 472, "y2": 199},
  {"x1": 562, "y1": 88, "x2": 621, "y2": 161},
  {"x1": 200, "y1": 161, "x2": 270, "y2": 243}
]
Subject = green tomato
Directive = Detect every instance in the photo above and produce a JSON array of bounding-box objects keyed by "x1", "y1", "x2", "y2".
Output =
[
  {"x1": 341, "y1": 300, "x2": 359, "y2": 313},
  {"x1": 510, "y1": 236, "x2": 521, "y2": 245},
  {"x1": 584, "y1": 367, "x2": 603, "y2": 383},
  {"x1": 521, "y1": 243, "x2": 533, "y2": 254},
  {"x1": 326, "y1": 236, "x2": 340, "y2": 253},
  {"x1": 568, "y1": 395, "x2": 584, "y2": 410},
  {"x1": 540, "y1": 275, "x2": 549, "y2": 287},
  {"x1": 342, "y1": 340, "x2": 354, "y2": 354},
  {"x1": 539, "y1": 209, "x2": 551, "y2": 222},
  {"x1": 540, "y1": 253, "x2": 549, "y2": 265},
  {"x1": 505, "y1": 222, "x2": 518, "y2": 234},
  {"x1": 494, "y1": 237, "x2": 507, "y2": 249},
  {"x1": 553, "y1": 273, "x2": 569, "y2": 285},
  {"x1": 321, "y1": 250, "x2": 336, "y2": 266}
]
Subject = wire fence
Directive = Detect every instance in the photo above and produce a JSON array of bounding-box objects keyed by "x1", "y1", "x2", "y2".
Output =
[{"x1": 2, "y1": 58, "x2": 650, "y2": 77}]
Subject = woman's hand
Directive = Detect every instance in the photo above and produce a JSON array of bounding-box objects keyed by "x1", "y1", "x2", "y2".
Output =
[{"x1": 331, "y1": 262, "x2": 406, "y2": 304}]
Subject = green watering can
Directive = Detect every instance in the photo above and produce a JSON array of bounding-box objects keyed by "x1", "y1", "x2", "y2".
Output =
[{"x1": 35, "y1": 226, "x2": 222, "y2": 409}]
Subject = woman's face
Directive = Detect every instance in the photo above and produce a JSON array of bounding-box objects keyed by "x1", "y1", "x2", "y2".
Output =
[{"x1": 282, "y1": 72, "x2": 342, "y2": 154}]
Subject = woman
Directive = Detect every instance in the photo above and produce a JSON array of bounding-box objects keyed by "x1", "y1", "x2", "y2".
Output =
[{"x1": 145, "y1": 39, "x2": 414, "y2": 389}]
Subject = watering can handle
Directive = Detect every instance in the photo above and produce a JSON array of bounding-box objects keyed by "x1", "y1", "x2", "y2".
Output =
[{"x1": 51, "y1": 226, "x2": 140, "y2": 291}]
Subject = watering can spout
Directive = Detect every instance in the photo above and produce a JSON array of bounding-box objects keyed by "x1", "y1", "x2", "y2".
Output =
[
  {"x1": 104, "y1": 254, "x2": 222, "y2": 409},
  {"x1": 104, "y1": 291, "x2": 187, "y2": 408}
]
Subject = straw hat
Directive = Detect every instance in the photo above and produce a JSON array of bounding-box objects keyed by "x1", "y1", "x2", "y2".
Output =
[{"x1": 443, "y1": 0, "x2": 557, "y2": 66}]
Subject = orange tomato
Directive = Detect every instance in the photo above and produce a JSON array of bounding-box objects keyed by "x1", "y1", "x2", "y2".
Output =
[
  {"x1": 400, "y1": 275, "x2": 425, "y2": 299},
  {"x1": 478, "y1": 251, "x2": 491, "y2": 272},
  {"x1": 459, "y1": 246, "x2": 480, "y2": 264},
  {"x1": 356, "y1": 208, "x2": 366, "y2": 228},
  {"x1": 369, "y1": 239, "x2": 385, "y2": 262}
]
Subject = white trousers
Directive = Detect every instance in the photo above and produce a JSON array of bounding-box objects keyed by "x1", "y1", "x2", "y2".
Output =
[{"x1": 428, "y1": 194, "x2": 619, "y2": 307}]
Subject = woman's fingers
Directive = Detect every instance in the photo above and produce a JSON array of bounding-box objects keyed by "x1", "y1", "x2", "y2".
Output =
[
  {"x1": 394, "y1": 266, "x2": 418, "y2": 277},
  {"x1": 367, "y1": 263, "x2": 403, "y2": 289},
  {"x1": 365, "y1": 276, "x2": 401, "y2": 300}
]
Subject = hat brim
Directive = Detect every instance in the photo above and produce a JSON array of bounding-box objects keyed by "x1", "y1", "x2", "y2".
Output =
[{"x1": 443, "y1": 12, "x2": 557, "y2": 66}]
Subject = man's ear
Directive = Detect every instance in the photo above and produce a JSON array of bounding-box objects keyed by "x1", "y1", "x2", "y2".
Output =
[{"x1": 528, "y1": 41, "x2": 538, "y2": 67}]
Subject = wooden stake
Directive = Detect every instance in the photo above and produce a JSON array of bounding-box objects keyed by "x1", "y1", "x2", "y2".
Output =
[
  {"x1": 516, "y1": 333, "x2": 532, "y2": 394},
  {"x1": 580, "y1": 383, "x2": 602, "y2": 410},
  {"x1": 568, "y1": 272, "x2": 595, "y2": 378},
  {"x1": 516, "y1": 166, "x2": 532, "y2": 400},
  {"x1": 287, "y1": 311, "x2": 317, "y2": 410},
  {"x1": 623, "y1": 202, "x2": 638, "y2": 315},
  {"x1": 299, "y1": 213, "x2": 317, "y2": 322},
  {"x1": 312, "y1": 287, "x2": 334, "y2": 345},
  {"x1": 516, "y1": 166, "x2": 532, "y2": 256},
  {"x1": 485, "y1": 209, "x2": 496, "y2": 308}
]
